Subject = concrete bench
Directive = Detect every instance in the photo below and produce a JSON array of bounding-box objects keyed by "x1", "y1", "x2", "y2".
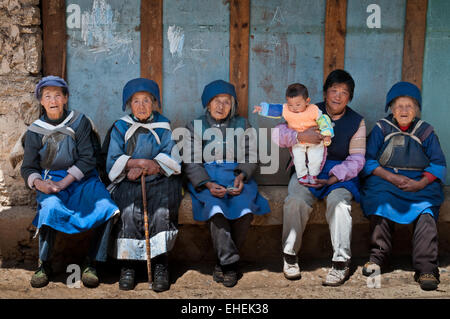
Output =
[{"x1": 1, "y1": 186, "x2": 450, "y2": 267}]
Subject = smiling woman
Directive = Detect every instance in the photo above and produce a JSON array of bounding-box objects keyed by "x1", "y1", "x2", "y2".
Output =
[
  {"x1": 360, "y1": 81, "x2": 447, "y2": 291},
  {"x1": 40, "y1": 86, "x2": 68, "y2": 120},
  {"x1": 20, "y1": 75, "x2": 120, "y2": 289},
  {"x1": 273, "y1": 69, "x2": 366, "y2": 287}
]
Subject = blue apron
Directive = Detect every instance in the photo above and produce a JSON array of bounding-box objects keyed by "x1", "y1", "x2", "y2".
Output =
[
  {"x1": 187, "y1": 162, "x2": 270, "y2": 221},
  {"x1": 34, "y1": 169, "x2": 119, "y2": 234},
  {"x1": 360, "y1": 168, "x2": 443, "y2": 224}
]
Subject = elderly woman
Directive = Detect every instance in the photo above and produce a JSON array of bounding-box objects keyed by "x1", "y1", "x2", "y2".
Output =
[
  {"x1": 106, "y1": 78, "x2": 182, "y2": 292},
  {"x1": 273, "y1": 70, "x2": 366, "y2": 286},
  {"x1": 360, "y1": 82, "x2": 446, "y2": 291},
  {"x1": 183, "y1": 80, "x2": 270, "y2": 288},
  {"x1": 20, "y1": 76, "x2": 120, "y2": 288}
]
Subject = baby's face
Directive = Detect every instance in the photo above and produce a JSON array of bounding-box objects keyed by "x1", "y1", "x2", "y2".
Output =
[{"x1": 286, "y1": 95, "x2": 309, "y2": 113}]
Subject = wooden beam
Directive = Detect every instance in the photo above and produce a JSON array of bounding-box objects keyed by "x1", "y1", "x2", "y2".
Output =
[
  {"x1": 402, "y1": 0, "x2": 428, "y2": 89},
  {"x1": 229, "y1": 0, "x2": 250, "y2": 118},
  {"x1": 140, "y1": 0, "x2": 163, "y2": 108},
  {"x1": 323, "y1": 0, "x2": 347, "y2": 80},
  {"x1": 41, "y1": 0, "x2": 66, "y2": 79}
]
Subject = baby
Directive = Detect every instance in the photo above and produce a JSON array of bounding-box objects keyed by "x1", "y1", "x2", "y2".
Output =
[{"x1": 254, "y1": 83, "x2": 334, "y2": 185}]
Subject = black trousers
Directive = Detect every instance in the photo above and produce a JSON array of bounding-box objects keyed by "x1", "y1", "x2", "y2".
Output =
[
  {"x1": 208, "y1": 213, "x2": 253, "y2": 266},
  {"x1": 369, "y1": 213, "x2": 439, "y2": 278}
]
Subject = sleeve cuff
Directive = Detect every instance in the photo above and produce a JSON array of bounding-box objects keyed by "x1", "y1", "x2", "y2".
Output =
[
  {"x1": 154, "y1": 153, "x2": 181, "y2": 176},
  {"x1": 423, "y1": 172, "x2": 437, "y2": 183},
  {"x1": 108, "y1": 154, "x2": 131, "y2": 183},
  {"x1": 260, "y1": 102, "x2": 269, "y2": 116},
  {"x1": 67, "y1": 165, "x2": 84, "y2": 181},
  {"x1": 27, "y1": 173, "x2": 42, "y2": 189}
]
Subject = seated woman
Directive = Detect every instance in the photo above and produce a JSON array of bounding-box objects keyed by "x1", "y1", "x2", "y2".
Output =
[
  {"x1": 106, "y1": 78, "x2": 182, "y2": 292},
  {"x1": 21, "y1": 76, "x2": 120, "y2": 288},
  {"x1": 360, "y1": 81, "x2": 447, "y2": 291},
  {"x1": 183, "y1": 80, "x2": 270, "y2": 288}
]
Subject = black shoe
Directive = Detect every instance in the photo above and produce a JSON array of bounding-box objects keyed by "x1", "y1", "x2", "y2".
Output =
[
  {"x1": 222, "y1": 263, "x2": 238, "y2": 288},
  {"x1": 152, "y1": 262, "x2": 170, "y2": 292},
  {"x1": 119, "y1": 267, "x2": 135, "y2": 291},
  {"x1": 213, "y1": 264, "x2": 224, "y2": 283},
  {"x1": 30, "y1": 260, "x2": 52, "y2": 288},
  {"x1": 415, "y1": 273, "x2": 440, "y2": 291}
]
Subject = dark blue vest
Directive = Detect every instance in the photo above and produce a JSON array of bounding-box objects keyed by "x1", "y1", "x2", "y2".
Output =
[{"x1": 317, "y1": 102, "x2": 363, "y2": 161}]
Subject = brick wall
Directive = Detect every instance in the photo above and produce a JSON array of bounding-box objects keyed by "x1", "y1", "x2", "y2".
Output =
[{"x1": 0, "y1": 0, "x2": 41, "y2": 206}]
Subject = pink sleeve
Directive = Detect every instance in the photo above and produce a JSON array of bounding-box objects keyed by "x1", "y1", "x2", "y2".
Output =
[
  {"x1": 272, "y1": 123, "x2": 298, "y2": 148},
  {"x1": 329, "y1": 153, "x2": 365, "y2": 181}
]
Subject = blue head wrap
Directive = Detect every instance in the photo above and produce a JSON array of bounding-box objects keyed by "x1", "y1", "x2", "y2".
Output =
[
  {"x1": 35, "y1": 75, "x2": 69, "y2": 100},
  {"x1": 385, "y1": 81, "x2": 422, "y2": 112},
  {"x1": 122, "y1": 78, "x2": 161, "y2": 111},
  {"x1": 201, "y1": 80, "x2": 238, "y2": 108}
]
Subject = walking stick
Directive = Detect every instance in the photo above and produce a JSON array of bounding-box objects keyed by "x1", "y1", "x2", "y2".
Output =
[{"x1": 141, "y1": 171, "x2": 152, "y2": 289}]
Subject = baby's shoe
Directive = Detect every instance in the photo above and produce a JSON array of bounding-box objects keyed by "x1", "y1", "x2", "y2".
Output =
[
  {"x1": 298, "y1": 175, "x2": 309, "y2": 184},
  {"x1": 308, "y1": 175, "x2": 318, "y2": 185}
]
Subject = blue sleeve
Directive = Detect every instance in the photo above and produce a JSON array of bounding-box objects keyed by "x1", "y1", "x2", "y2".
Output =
[
  {"x1": 422, "y1": 131, "x2": 447, "y2": 182},
  {"x1": 361, "y1": 124, "x2": 384, "y2": 177},
  {"x1": 259, "y1": 102, "x2": 283, "y2": 118}
]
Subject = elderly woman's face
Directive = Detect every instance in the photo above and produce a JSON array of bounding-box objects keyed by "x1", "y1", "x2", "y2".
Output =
[
  {"x1": 208, "y1": 94, "x2": 232, "y2": 121},
  {"x1": 324, "y1": 83, "x2": 350, "y2": 116},
  {"x1": 40, "y1": 86, "x2": 68, "y2": 120},
  {"x1": 130, "y1": 91, "x2": 153, "y2": 121},
  {"x1": 391, "y1": 96, "x2": 418, "y2": 127}
]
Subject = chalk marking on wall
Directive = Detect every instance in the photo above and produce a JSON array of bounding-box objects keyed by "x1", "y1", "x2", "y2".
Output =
[
  {"x1": 270, "y1": 6, "x2": 285, "y2": 26},
  {"x1": 75, "y1": 0, "x2": 135, "y2": 63},
  {"x1": 191, "y1": 38, "x2": 210, "y2": 52},
  {"x1": 167, "y1": 25, "x2": 185, "y2": 57}
]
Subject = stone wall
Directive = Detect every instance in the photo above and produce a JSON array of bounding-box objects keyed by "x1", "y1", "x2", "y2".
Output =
[{"x1": 0, "y1": 0, "x2": 42, "y2": 207}]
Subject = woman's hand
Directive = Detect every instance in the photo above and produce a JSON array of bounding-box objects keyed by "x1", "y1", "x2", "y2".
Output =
[
  {"x1": 228, "y1": 173, "x2": 245, "y2": 196},
  {"x1": 309, "y1": 175, "x2": 339, "y2": 188},
  {"x1": 373, "y1": 167, "x2": 427, "y2": 192},
  {"x1": 297, "y1": 126, "x2": 323, "y2": 144},
  {"x1": 139, "y1": 159, "x2": 161, "y2": 175},
  {"x1": 387, "y1": 173, "x2": 411, "y2": 189},
  {"x1": 205, "y1": 182, "x2": 227, "y2": 198},
  {"x1": 398, "y1": 176, "x2": 428, "y2": 192},
  {"x1": 127, "y1": 167, "x2": 143, "y2": 180},
  {"x1": 127, "y1": 159, "x2": 161, "y2": 176},
  {"x1": 34, "y1": 179, "x2": 62, "y2": 194}
]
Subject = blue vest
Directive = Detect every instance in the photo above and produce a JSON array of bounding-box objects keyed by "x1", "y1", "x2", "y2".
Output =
[
  {"x1": 376, "y1": 115, "x2": 433, "y2": 171},
  {"x1": 317, "y1": 102, "x2": 363, "y2": 161},
  {"x1": 27, "y1": 111, "x2": 84, "y2": 170}
]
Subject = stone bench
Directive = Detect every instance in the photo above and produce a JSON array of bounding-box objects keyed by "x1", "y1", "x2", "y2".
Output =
[{"x1": 1, "y1": 186, "x2": 450, "y2": 267}]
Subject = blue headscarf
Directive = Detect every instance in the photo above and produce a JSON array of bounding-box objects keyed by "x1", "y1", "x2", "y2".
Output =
[
  {"x1": 385, "y1": 81, "x2": 422, "y2": 112},
  {"x1": 201, "y1": 80, "x2": 238, "y2": 108},
  {"x1": 122, "y1": 78, "x2": 161, "y2": 111},
  {"x1": 35, "y1": 76, "x2": 69, "y2": 100}
]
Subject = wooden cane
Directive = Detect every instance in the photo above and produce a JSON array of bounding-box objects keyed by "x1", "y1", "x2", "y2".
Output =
[{"x1": 141, "y1": 171, "x2": 152, "y2": 289}]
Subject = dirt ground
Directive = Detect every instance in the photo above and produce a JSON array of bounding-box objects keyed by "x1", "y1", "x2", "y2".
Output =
[{"x1": 1, "y1": 256, "x2": 450, "y2": 300}]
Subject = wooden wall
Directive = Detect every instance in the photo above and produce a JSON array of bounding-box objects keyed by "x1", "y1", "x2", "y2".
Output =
[{"x1": 43, "y1": 0, "x2": 446, "y2": 184}]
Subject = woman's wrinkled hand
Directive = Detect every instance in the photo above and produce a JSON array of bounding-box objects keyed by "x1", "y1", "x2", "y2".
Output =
[
  {"x1": 34, "y1": 179, "x2": 62, "y2": 194},
  {"x1": 127, "y1": 167, "x2": 143, "y2": 180},
  {"x1": 389, "y1": 174, "x2": 411, "y2": 188},
  {"x1": 398, "y1": 177, "x2": 428, "y2": 192},
  {"x1": 228, "y1": 173, "x2": 245, "y2": 196},
  {"x1": 297, "y1": 126, "x2": 323, "y2": 144},
  {"x1": 139, "y1": 159, "x2": 161, "y2": 176},
  {"x1": 205, "y1": 182, "x2": 227, "y2": 198},
  {"x1": 308, "y1": 175, "x2": 338, "y2": 188}
]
